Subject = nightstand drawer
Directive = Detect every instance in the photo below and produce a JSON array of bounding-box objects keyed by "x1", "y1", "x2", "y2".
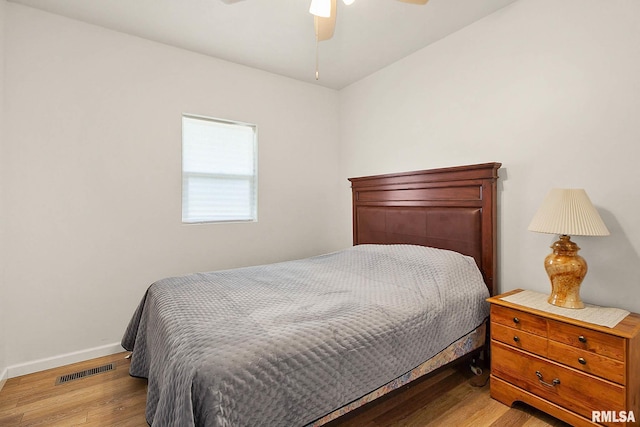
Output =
[
  {"x1": 548, "y1": 319, "x2": 626, "y2": 361},
  {"x1": 548, "y1": 340, "x2": 625, "y2": 385},
  {"x1": 491, "y1": 342, "x2": 625, "y2": 421},
  {"x1": 491, "y1": 323, "x2": 547, "y2": 357},
  {"x1": 491, "y1": 305, "x2": 547, "y2": 337}
]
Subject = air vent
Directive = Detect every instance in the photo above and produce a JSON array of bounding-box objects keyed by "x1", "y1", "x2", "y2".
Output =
[{"x1": 55, "y1": 363, "x2": 115, "y2": 385}]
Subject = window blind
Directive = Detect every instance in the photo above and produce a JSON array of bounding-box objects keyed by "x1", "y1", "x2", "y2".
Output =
[{"x1": 182, "y1": 115, "x2": 257, "y2": 223}]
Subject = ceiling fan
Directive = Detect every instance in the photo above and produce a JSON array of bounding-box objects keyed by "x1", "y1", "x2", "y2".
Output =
[
  {"x1": 309, "y1": 0, "x2": 429, "y2": 42},
  {"x1": 221, "y1": 0, "x2": 429, "y2": 42},
  {"x1": 221, "y1": 0, "x2": 430, "y2": 79}
]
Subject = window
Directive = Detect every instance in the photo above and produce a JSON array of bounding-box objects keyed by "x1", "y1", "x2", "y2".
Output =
[{"x1": 182, "y1": 115, "x2": 257, "y2": 223}]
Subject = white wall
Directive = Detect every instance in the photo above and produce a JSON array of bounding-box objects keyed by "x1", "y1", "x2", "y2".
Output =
[
  {"x1": 3, "y1": 4, "x2": 346, "y2": 373},
  {"x1": 5, "y1": 0, "x2": 640, "y2": 376},
  {"x1": 339, "y1": 0, "x2": 640, "y2": 312},
  {"x1": 0, "y1": 0, "x2": 7, "y2": 389}
]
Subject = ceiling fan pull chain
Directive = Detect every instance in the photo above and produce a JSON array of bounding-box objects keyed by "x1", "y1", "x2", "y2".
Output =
[{"x1": 315, "y1": 37, "x2": 320, "y2": 80}]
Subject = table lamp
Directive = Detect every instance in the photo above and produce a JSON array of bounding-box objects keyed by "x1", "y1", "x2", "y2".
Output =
[{"x1": 528, "y1": 189, "x2": 609, "y2": 309}]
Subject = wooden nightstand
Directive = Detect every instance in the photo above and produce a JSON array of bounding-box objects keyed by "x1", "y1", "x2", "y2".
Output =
[{"x1": 488, "y1": 289, "x2": 640, "y2": 427}]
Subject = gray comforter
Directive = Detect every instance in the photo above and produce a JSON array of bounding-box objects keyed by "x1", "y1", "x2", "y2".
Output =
[{"x1": 122, "y1": 244, "x2": 489, "y2": 426}]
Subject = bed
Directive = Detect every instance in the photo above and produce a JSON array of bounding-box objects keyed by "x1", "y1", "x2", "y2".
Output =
[{"x1": 122, "y1": 162, "x2": 501, "y2": 426}]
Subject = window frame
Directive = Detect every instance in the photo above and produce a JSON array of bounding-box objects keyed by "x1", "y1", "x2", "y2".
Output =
[{"x1": 181, "y1": 113, "x2": 258, "y2": 224}]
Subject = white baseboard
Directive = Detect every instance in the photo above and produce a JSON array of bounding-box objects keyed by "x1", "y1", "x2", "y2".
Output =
[
  {"x1": 7, "y1": 342, "x2": 124, "y2": 378},
  {"x1": 0, "y1": 367, "x2": 8, "y2": 392}
]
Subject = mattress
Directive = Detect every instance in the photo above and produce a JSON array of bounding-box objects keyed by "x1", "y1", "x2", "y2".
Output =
[
  {"x1": 309, "y1": 322, "x2": 487, "y2": 426},
  {"x1": 122, "y1": 244, "x2": 490, "y2": 426}
]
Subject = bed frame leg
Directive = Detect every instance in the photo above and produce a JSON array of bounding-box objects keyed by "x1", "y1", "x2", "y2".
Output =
[
  {"x1": 469, "y1": 349, "x2": 483, "y2": 376},
  {"x1": 469, "y1": 346, "x2": 490, "y2": 387}
]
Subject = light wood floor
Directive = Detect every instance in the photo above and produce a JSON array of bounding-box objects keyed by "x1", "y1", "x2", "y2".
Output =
[{"x1": 0, "y1": 352, "x2": 569, "y2": 427}]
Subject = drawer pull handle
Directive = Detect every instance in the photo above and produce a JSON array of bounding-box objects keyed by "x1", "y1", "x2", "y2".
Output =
[
  {"x1": 536, "y1": 371, "x2": 560, "y2": 387},
  {"x1": 578, "y1": 335, "x2": 587, "y2": 343},
  {"x1": 578, "y1": 357, "x2": 587, "y2": 365},
  {"x1": 513, "y1": 336, "x2": 520, "y2": 343},
  {"x1": 513, "y1": 317, "x2": 520, "y2": 324}
]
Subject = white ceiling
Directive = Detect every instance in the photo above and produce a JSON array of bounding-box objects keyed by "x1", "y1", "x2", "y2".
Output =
[{"x1": 8, "y1": 0, "x2": 518, "y2": 89}]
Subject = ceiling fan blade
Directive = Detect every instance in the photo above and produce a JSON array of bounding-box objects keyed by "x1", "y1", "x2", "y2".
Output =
[
  {"x1": 396, "y1": 0, "x2": 429, "y2": 4},
  {"x1": 314, "y1": 0, "x2": 337, "y2": 41}
]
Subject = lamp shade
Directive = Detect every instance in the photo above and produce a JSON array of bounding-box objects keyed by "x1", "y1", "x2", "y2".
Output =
[{"x1": 528, "y1": 189, "x2": 610, "y2": 236}]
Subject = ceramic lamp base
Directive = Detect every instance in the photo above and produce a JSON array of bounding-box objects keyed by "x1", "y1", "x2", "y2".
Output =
[{"x1": 544, "y1": 235, "x2": 587, "y2": 309}]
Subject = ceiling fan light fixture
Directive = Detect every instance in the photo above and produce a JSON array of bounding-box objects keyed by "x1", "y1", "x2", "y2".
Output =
[
  {"x1": 343, "y1": 0, "x2": 355, "y2": 5},
  {"x1": 309, "y1": 0, "x2": 331, "y2": 17}
]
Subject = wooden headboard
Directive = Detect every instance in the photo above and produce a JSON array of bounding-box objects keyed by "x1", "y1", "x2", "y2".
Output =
[{"x1": 349, "y1": 162, "x2": 501, "y2": 295}]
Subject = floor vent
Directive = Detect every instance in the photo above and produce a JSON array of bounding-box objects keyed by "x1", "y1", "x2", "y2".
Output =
[{"x1": 56, "y1": 363, "x2": 115, "y2": 385}]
